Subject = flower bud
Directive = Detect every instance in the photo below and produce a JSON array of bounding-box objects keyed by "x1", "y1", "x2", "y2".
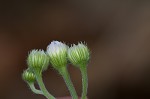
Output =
[
  {"x1": 47, "y1": 41, "x2": 68, "y2": 69},
  {"x1": 27, "y1": 49, "x2": 49, "y2": 72},
  {"x1": 68, "y1": 42, "x2": 90, "y2": 67},
  {"x1": 22, "y1": 69, "x2": 36, "y2": 83}
]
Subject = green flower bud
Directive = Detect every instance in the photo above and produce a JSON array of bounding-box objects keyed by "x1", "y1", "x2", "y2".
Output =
[
  {"x1": 22, "y1": 69, "x2": 36, "y2": 83},
  {"x1": 68, "y1": 42, "x2": 90, "y2": 67},
  {"x1": 47, "y1": 41, "x2": 68, "y2": 70},
  {"x1": 27, "y1": 49, "x2": 49, "y2": 72}
]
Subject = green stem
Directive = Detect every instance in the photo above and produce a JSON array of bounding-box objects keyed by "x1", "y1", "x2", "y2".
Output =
[
  {"x1": 35, "y1": 72, "x2": 55, "y2": 99},
  {"x1": 28, "y1": 83, "x2": 43, "y2": 95},
  {"x1": 59, "y1": 67, "x2": 78, "y2": 99},
  {"x1": 80, "y1": 66, "x2": 88, "y2": 99}
]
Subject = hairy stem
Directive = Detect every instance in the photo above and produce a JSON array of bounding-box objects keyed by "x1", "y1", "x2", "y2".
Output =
[
  {"x1": 59, "y1": 67, "x2": 78, "y2": 99},
  {"x1": 28, "y1": 83, "x2": 43, "y2": 95},
  {"x1": 80, "y1": 66, "x2": 88, "y2": 99},
  {"x1": 35, "y1": 72, "x2": 55, "y2": 99}
]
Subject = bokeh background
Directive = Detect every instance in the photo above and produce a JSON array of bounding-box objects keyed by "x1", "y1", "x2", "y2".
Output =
[{"x1": 0, "y1": 1, "x2": 150, "y2": 99}]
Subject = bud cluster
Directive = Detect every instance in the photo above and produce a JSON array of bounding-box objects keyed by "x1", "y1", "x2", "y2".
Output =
[
  {"x1": 24, "y1": 41, "x2": 90, "y2": 72},
  {"x1": 46, "y1": 41, "x2": 90, "y2": 70},
  {"x1": 23, "y1": 41, "x2": 90, "y2": 82},
  {"x1": 22, "y1": 40, "x2": 90, "y2": 99}
]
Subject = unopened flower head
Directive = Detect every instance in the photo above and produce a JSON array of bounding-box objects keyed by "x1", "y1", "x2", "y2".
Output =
[
  {"x1": 22, "y1": 69, "x2": 36, "y2": 83},
  {"x1": 68, "y1": 42, "x2": 90, "y2": 67},
  {"x1": 27, "y1": 49, "x2": 49, "y2": 72},
  {"x1": 47, "y1": 41, "x2": 68, "y2": 69}
]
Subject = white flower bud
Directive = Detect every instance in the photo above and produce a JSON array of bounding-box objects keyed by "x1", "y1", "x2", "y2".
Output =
[{"x1": 47, "y1": 41, "x2": 68, "y2": 69}]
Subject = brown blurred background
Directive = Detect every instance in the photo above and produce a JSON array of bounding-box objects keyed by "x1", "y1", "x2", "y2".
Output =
[{"x1": 0, "y1": 0, "x2": 150, "y2": 99}]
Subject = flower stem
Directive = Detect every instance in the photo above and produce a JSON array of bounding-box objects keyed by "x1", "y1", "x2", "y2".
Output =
[
  {"x1": 80, "y1": 66, "x2": 88, "y2": 99},
  {"x1": 28, "y1": 83, "x2": 43, "y2": 95},
  {"x1": 35, "y1": 72, "x2": 55, "y2": 99},
  {"x1": 59, "y1": 67, "x2": 78, "y2": 99}
]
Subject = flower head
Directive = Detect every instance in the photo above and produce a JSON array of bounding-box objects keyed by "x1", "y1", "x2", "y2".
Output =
[
  {"x1": 22, "y1": 69, "x2": 36, "y2": 83},
  {"x1": 27, "y1": 49, "x2": 49, "y2": 73},
  {"x1": 47, "y1": 41, "x2": 68, "y2": 69},
  {"x1": 68, "y1": 42, "x2": 90, "y2": 67}
]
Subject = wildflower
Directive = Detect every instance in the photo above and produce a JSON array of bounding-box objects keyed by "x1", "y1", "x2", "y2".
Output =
[
  {"x1": 27, "y1": 49, "x2": 49, "y2": 73},
  {"x1": 68, "y1": 42, "x2": 90, "y2": 67},
  {"x1": 47, "y1": 41, "x2": 68, "y2": 70},
  {"x1": 22, "y1": 69, "x2": 36, "y2": 83},
  {"x1": 68, "y1": 42, "x2": 90, "y2": 99}
]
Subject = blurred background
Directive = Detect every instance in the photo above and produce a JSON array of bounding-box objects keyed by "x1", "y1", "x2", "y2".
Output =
[{"x1": 0, "y1": 0, "x2": 150, "y2": 99}]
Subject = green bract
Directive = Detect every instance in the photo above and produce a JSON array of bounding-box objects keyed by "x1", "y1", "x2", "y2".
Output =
[
  {"x1": 47, "y1": 41, "x2": 68, "y2": 70},
  {"x1": 68, "y1": 42, "x2": 90, "y2": 67},
  {"x1": 27, "y1": 49, "x2": 49, "y2": 72},
  {"x1": 22, "y1": 69, "x2": 36, "y2": 83}
]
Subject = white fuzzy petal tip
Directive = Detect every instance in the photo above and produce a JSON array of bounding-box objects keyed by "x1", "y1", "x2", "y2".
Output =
[{"x1": 47, "y1": 41, "x2": 67, "y2": 56}]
